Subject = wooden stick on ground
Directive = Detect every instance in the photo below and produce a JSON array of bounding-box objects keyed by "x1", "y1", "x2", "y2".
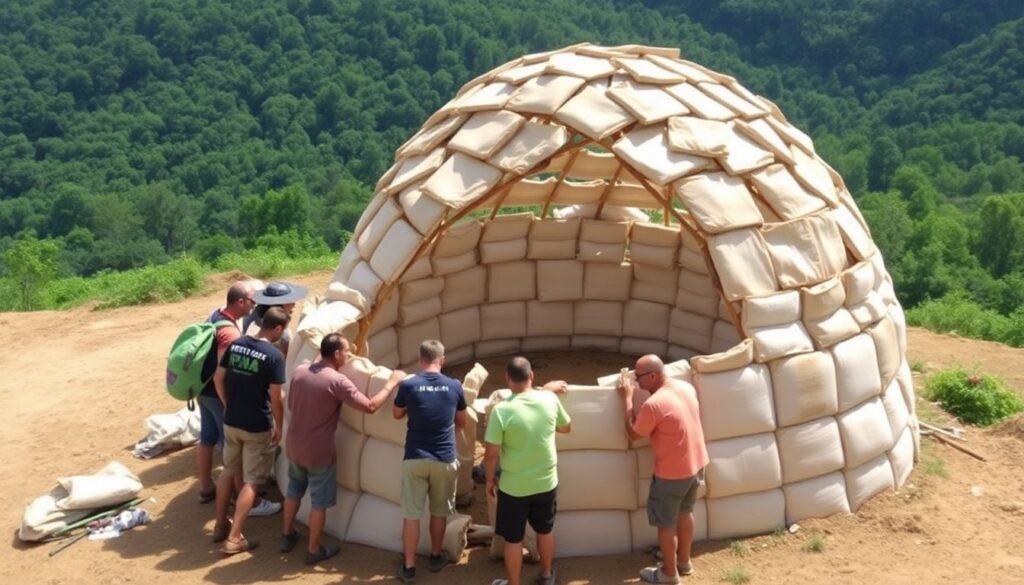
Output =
[
  {"x1": 918, "y1": 420, "x2": 966, "y2": 442},
  {"x1": 929, "y1": 432, "x2": 987, "y2": 462}
]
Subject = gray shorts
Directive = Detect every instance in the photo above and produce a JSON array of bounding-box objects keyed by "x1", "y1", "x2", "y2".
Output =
[{"x1": 647, "y1": 469, "x2": 704, "y2": 528}]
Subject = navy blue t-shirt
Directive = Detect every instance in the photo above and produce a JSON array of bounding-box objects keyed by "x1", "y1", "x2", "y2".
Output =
[
  {"x1": 220, "y1": 335, "x2": 286, "y2": 433},
  {"x1": 394, "y1": 371, "x2": 466, "y2": 462}
]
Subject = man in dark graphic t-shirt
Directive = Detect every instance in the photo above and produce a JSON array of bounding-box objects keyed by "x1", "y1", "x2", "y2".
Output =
[
  {"x1": 393, "y1": 340, "x2": 466, "y2": 582},
  {"x1": 211, "y1": 306, "x2": 289, "y2": 555}
]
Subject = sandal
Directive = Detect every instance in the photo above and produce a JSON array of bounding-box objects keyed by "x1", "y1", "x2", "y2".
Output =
[
  {"x1": 535, "y1": 568, "x2": 557, "y2": 585},
  {"x1": 221, "y1": 536, "x2": 259, "y2": 555},
  {"x1": 198, "y1": 487, "x2": 216, "y2": 504},
  {"x1": 279, "y1": 530, "x2": 300, "y2": 552},
  {"x1": 305, "y1": 543, "x2": 340, "y2": 565}
]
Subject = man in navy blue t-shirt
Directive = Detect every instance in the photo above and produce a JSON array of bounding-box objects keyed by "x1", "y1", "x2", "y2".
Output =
[
  {"x1": 393, "y1": 340, "x2": 466, "y2": 582},
  {"x1": 211, "y1": 306, "x2": 289, "y2": 555}
]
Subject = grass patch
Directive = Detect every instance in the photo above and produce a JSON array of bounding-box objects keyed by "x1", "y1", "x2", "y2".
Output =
[
  {"x1": 921, "y1": 453, "x2": 949, "y2": 478},
  {"x1": 729, "y1": 540, "x2": 752, "y2": 557},
  {"x1": 720, "y1": 565, "x2": 751, "y2": 584},
  {"x1": 214, "y1": 249, "x2": 335, "y2": 279},
  {"x1": 924, "y1": 367, "x2": 1024, "y2": 426},
  {"x1": 906, "y1": 293, "x2": 1024, "y2": 348},
  {"x1": 910, "y1": 359, "x2": 927, "y2": 373},
  {"x1": 802, "y1": 534, "x2": 826, "y2": 553}
]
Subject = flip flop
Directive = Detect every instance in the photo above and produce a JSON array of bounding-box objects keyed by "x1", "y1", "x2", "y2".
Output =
[{"x1": 305, "y1": 543, "x2": 340, "y2": 565}]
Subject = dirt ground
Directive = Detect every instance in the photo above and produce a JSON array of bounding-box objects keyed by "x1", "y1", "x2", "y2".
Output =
[{"x1": 2, "y1": 270, "x2": 1023, "y2": 584}]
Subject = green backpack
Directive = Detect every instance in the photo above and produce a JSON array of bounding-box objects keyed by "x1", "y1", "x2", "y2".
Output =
[{"x1": 165, "y1": 320, "x2": 236, "y2": 405}]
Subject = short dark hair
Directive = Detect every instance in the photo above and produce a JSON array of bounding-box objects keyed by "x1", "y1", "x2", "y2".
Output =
[
  {"x1": 320, "y1": 333, "x2": 347, "y2": 358},
  {"x1": 419, "y1": 339, "x2": 444, "y2": 362},
  {"x1": 227, "y1": 282, "x2": 250, "y2": 304},
  {"x1": 506, "y1": 356, "x2": 532, "y2": 383},
  {"x1": 261, "y1": 306, "x2": 290, "y2": 330}
]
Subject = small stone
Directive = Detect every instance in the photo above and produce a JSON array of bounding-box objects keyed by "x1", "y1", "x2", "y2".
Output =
[
  {"x1": 970, "y1": 485, "x2": 985, "y2": 497},
  {"x1": 788, "y1": 524, "x2": 800, "y2": 534}
]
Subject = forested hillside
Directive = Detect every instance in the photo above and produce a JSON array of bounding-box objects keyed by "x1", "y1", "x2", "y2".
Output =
[{"x1": 1, "y1": 0, "x2": 1023, "y2": 342}]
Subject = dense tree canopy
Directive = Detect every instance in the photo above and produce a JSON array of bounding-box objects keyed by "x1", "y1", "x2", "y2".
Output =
[{"x1": 0, "y1": 0, "x2": 1023, "y2": 320}]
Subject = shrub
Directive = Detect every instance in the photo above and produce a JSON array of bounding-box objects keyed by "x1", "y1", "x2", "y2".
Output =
[
  {"x1": 923, "y1": 367, "x2": 1024, "y2": 426},
  {"x1": 214, "y1": 249, "x2": 335, "y2": 279},
  {"x1": 95, "y1": 256, "x2": 207, "y2": 308},
  {"x1": 906, "y1": 292, "x2": 1024, "y2": 347},
  {"x1": 802, "y1": 534, "x2": 826, "y2": 553},
  {"x1": 720, "y1": 565, "x2": 751, "y2": 585}
]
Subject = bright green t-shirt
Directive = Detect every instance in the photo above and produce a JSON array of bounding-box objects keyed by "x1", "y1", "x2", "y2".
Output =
[{"x1": 484, "y1": 390, "x2": 571, "y2": 497}]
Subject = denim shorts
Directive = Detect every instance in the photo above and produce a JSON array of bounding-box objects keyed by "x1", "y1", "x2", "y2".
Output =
[
  {"x1": 198, "y1": 394, "x2": 225, "y2": 448},
  {"x1": 287, "y1": 461, "x2": 337, "y2": 509}
]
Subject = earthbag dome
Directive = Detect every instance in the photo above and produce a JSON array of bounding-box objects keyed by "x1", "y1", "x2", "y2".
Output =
[{"x1": 276, "y1": 42, "x2": 918, "y2": 559}]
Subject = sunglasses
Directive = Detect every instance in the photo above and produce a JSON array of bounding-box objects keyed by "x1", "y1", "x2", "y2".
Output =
[{"x1": 635, "y1": 370, "x2": 656, "y2": 379}]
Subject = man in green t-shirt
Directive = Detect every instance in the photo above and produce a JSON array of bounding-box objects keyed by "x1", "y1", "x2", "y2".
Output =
[{"x1": 484, "y1": 357, "x2": 571, "y2": 585}]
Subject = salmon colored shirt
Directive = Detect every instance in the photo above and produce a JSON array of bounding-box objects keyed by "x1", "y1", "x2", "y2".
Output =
[{"x1": 633, "y1": 381, "x2": 709, "y2": 480}]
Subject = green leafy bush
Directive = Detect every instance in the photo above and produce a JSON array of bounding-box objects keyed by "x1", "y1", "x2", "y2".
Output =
[
  {"x1": 96, "y1": 256, "x2": 207, "y2": 308},
  {"x1": 924, "y1": 368, "x2": 1024, "y2": 426},
  {"x1": 214, "y1": 249, "x2": 335, "y2": 279}
]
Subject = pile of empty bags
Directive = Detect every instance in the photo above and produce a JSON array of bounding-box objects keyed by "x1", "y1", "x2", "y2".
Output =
[{"x1": 277, "y1": 41, "x2": 919, "y2": 557}]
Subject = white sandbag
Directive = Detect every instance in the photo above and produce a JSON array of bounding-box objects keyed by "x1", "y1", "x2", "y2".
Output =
[
  {"x1": 769, "y1": 351, "x2": 839, "y2": 428},
  {"x1": 668, "y1": 344, "x2": 700, "y2": 362},
  {"x1": 433, "y1": 220, "x2": 481, "y2": 259},
  {"x1": 629, "y1": 223, "x2": 680, "y2": 267},
  {"x1": 334, "y1": 242, "x2": 363, "y2": 283},
  {"x1": 555, "y1": 386, "x2": 629, "y2": 451},
  {"x1": 457, "y1": 407, "x2": 478, "y2": 498},
  {"x1": 558, "y1": 450, "x2": 638, "y2": 511},
  {"x1": 584, "y1": 261, "x2": 633, "y2": 301},
  {"x1": 832, "y1": 333, "x2": 883, "y2": 412},
  {"x1": 748, "y1": 320, "x2": 815, "y2": 363},
  {"x1": 400, "y1": 277, "x2": 444, "y2": 305},
  {"x1": 480, "y1": 213, "x2": 533, "y2": 264},
  {"x1": 612, "y1": 125, "x2": 710, "y2": 186},
  {"x1": 620, "y1": 337, "x2": 668, "y2": 357},
  {"x1": 706, "y1": 489, "x2": 785, "y2": 540},
  {"x1": 448, "y1": 110, "x2": 524, "y2": 159},
  {"x1": 888, "y1": 303, "x2": 908, "y2": 357},
  {"x1": 553, "y1": 511, "x2": 633, "y2": 557},
  {"x1": 439, "y1": 306, "x2": 482, "y2": 351},
  {"x1": 359, "y1": 438, "x2": 404, "y2": 505},
  {"x1": 571, "y1": 335, "x2": 620, "y2": 352},
  {"x1": 705, "y1": 433, "x2": 782, "y2": 499},
  {"x1": 476, "y1": 338, "x2": 521, "y2": 357},
  {"x1": 442, "y1": 265, "x2": 487, "y2": 312},
  {"x1": 579, "y1": 220, "x2": 630, "y2": 263},
  {"x1": 837, "y1": 398, "x2": 894, "y2": 469},
  {"x1": 398, "y1": 317, "x2": 440, "y2": 366},
  {"x1": 399, "y1": 185, "x2": 448, "y2": 235},
  {"x1": 742, "y1": 290, "x2": 801, "y2": 329},
  {"x1": 844, "y1": 453, "x2": 894, "y2": 511},
  {"x1": 335, "y1": 423, "x2": 367, "y2": 493},
  {"x1": 402, "y1": 253, "x2": 434, "y2": 282},
  {"x1": 399, "y1": 296, "x2": 442, "y2": 327},
  {"x1": 481, "y1": 302, "x2": 527, "y2": 341},
  {"x1": 867, "y1": 316, "x2": 901, "y2": 387},
  {"x1": 761, "y1": 215, "x2": 846, "y2": 288},
  {"x1": 347, "y1": 493, "x2": 472, "y2": 559},
  {"x1": 537, "y1": 260, "x2": 584, "y2": 301},
  {"x1": 881, "y1": 379, "x2": 911, "y2": 441},
  {"x1": 369, "y1": 293, "x2": 400, "y2": 335},
  {"x1": 573, "y1": 300, "x2": 626, "y2": 339},
  {"x1": 631, "y1": 500, "x2": 708, "y2": 551},
  {"x1": 363, "y1": 368, "x2": 408, "y2": 447},
  {"x1": 706, "y1": 228, "x2": 779, "y2": 301},
  {"x1": 632, "y1": 263, "x2": 679, "y2": 305},
  {"x1": 527, "y1": 300, "x2": 574, "y2": 337},
  {"x1": 674, "y1": 172, "x2": 763, "y2": 234},
  {"x1": 782, "y1": 471, "x2": 850, "y2": 525},
  {"x1": 848, "y1": 290, "x2": 888, "y2": 327},
  {"x1": 357, "y1": 197, "x2": 402, "y2": 258},
  {"x1": 528, "y1": 217, "x2": 580, "y2": 260},
  {"x1": 843, "y1": 261, "x2": 876, "y2": 305},
  {"x1": 56, "y1": 462, "x2": 142, "y2": 511},
  {"x1": 132, "y1": 408, "x2": 201, "y2": 459},
  {"x1": 488, "y1": 261, "x2": 536, "y2": 302},
  {"x1": 669, "y1": 309, "x2": 714, "y2": 354},
  {"x1": 370, "y1": 219, "x2": 422, "y2": 283},
  {"x1": 297, "y1": 301, "x2": 363, "y2": 347},
  {"x1": 694, "y1": 364, "x2": 775, "y2": 441},
  {"x1": 623, "y1": 300, "x2": 671, "y2": 341},
  {"x1": 19, "y1": 493, "x2": 92, "y2": 542},
  {"x1": 444, "y1": 345, "x2": 474, "y2": 367},
  {"x1": 805, "y1": 306, "x2": 861, "y2": 349},
  {"x1": 889, "y1": 426, "x2": 914, "y2": 488},
  {"x1": 338, "y1": 356, "x2": 375, "y2": 433},
  {"x1": 676, "y1": 289, "x2": 720, "y2": 319},
  {"x1": 326, "y1": 281, "x2": 368, "y2": 311},
  {"x1": 776, "y1": 416, "x2": 845, "y2": 483},
  {"x1": 691, "y1": 338, "x2": 754, "y2": 374}
]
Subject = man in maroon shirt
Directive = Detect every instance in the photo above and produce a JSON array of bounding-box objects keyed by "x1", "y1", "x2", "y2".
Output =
[{"x1": 280, "y1": 333, "x2": 405, "y2": 565}]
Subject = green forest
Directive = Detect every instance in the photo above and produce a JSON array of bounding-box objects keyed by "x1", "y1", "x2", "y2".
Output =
[{"x1": 1, "y1": 0, "x2": 1023, "y2": 344}]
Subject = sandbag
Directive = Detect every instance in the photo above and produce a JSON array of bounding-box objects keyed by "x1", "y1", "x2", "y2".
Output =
[
  {"x1": 776, "y1": 416, "x2": 845, "y2": 483},
  {"x1": 782, "y1": 471, "x2": 850, "y2": 525},
  {"x1": 558, "y1": 450, "x2": 638, "y2": 511},
  {"x1": 363, "y1": 368, "x2": 408, "y2": 446},
  {"x1": 705, "y1": 433, "x2": 782, "y2": 498},
  {"x1": 632, "y1": 264, "x2": 679, "y2": 305},
  {"x1": 359, "y1": 438, "x2": 404, "y2": 505},
  {"x1": 844, "y1": 453, "x2": 894, "y2": 511},
  {"x1": 623, "y1": 299, "x2": 671, "y2": 341},
  {"x1": 439, "y1": 307, "x2": 482, "y2": 351},
  {"x1": 488, "y1": 261, "x2": 536, "y2": 302},
  {"x1": 398, "y1": 317, "x2": 441, "y2": 367},
  {"x1": 881, "y1": 379, "x2": 911, "y2": 442},
  {"x1": 706, "y1": 488, "x2": 785, "y2": 540},
  {"x1": 694, "y1": 364, "x2": 775, "y2": 441},
  {"x1": 56, "y1": 461, "x2": 142, "y2": 511},
  {"x1": 574, "y1": 301, "x2": 623, "y2": 337},
  {"x1": 537, "y1": 260, "x2": 584, "y2": 301},
  {"x1": 335, "y1": 423, "x2": 367, "y2": 493},
  {"x1": 837, "y1": 398, "x2": 894, "y2": 469},
  {"x1": 832, "y1": 333, "x2": 883, "y2": 411},
  {"x1": 481, "y1": 302, "x2": 527, "y2": 340},
  {"x1": 476, "y1": 338, "x2": 521, "y2": 357},
  {"x1": 620, "y1": 337, "x2": 668, "y2": 357},
  {"x1": 583, "y1": 261, "x2": 633, "y2": 301},
  {"x1": 889, "y1": 426, "x2": 915, "y2": 489},
  {"x1": 442, "y1": 266, "x2": 487, "y2": 312},
  {"x1": 553, "y1": 510, "x2": 632, "y2": 557},
  {"x1": 769, "y1": 351, "x2": 839, "y2": 427},
  {"x1": 527, "y1": 300, "x2": 574, "y2": 337},
  {"x1": 691, "y1": 338, "x2": 754, "y2": 374},
  {"x1": 528, "y1": 217, "x2": 580, "y2": 260},
  {"x1": 555, "y1": 386, "x2": 629, "y2": 451},
  {"x1": 629, "y1": 223, "x2": 680, "y2": 267},
  {"x1": 347, "y1": 493, "x2": 472, "y2": 559}
]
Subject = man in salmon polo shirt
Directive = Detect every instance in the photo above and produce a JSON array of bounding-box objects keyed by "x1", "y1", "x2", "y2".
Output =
[{"x1": 617, "y1": 354, "x2": 709, "y2": 585}]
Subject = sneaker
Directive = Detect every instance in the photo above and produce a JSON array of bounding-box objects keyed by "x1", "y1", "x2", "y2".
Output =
[
  {"x1": 211, "y1": 521, "x2": 231, "y2": 544},
  {"x1": 639, "y1": 564, "x2": 680, "y2": 584},
  {"x1": 248, "y1": 499, "x2": 282, "y2": 517},
  {"x1": 279, "y1": 530, "x2": 300, "y2": 552},
  {"x1": 398, "y1": 564, "x2": 416, "y2": 583},
  {"x1": 221, "y1": 536, "x2": 259, "y2": 555},
  {"x1": 535, "y1": 568, "x2": 557, "y2": 585},
  {"x1": 305, "y1": 543, "x2": 340, "y2": 566},
  {"x1": 679, "y1": 562, "x2": 693, "y2": 576},
  {"x1": 428, "y1": 550, "x2": 450, "y2": 572}
]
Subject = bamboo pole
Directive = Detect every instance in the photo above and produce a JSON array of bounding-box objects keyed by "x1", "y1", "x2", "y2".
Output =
[{"x1": 930, "y1": 432, "x2": 987, "y2": 462}]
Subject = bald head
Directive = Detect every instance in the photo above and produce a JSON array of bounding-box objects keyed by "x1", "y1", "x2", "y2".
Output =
[
  {"x1": 224, "y1": 281, "x2": 255, "y2": 318},
  {"x1": 634, "y1": 354, "x2": 666, "y2": 391}
]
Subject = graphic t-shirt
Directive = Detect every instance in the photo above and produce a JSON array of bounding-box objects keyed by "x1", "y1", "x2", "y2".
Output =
[
  {"x1": 287, "y1": 362, "x2": 371, "y2": 468},
  {"x1": 632, "y1": 382, "x2": 709, "y2": 479},
  {"x1": 220, "y1": 335, "x2": 286, "y2": 433},
  {"x1": 484, "y1": 390, "x2": 571, "y2": 497},
  {"x1": 394, "y1": 371, "x2": 466, "y2": 462}
]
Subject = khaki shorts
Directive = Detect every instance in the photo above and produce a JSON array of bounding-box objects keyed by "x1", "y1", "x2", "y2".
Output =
[
  {"x1": 222, "y1": 425, "x2": 275, "y2": 485},
  {"x1": 647, "y1": 469, "x2": 704, "y2": 528},
  {"x1": 401, "y1": 459, "x2": 458, "y2": 520}
]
